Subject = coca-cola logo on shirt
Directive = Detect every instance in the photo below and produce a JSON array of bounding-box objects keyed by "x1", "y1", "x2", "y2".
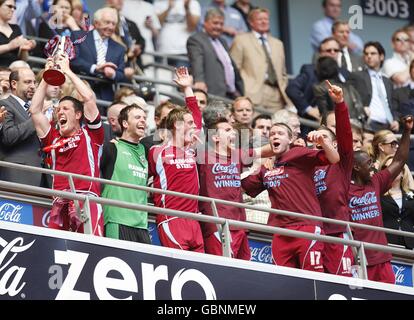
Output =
[
  {"x1": 313, "y1": 169, "x2": 327, "y2": 183},
  {"x1": 0, "y1": 203, "x2": 23, "y2": 223},
  {"x1": 349, "y1": 192, "x2": 377, "y2": 209},
  {"x1": 211, "y1": 163, "x2": 239, "y2": 175},
  {"x1": 264, "y1": 166, "x2": 284, "y2": 178}
]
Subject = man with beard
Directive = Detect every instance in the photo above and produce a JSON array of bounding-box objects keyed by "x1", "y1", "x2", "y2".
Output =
[
  {"x1": 0, "y1": 67, "x2": 43, "y2": 186},
  {"x1": 30, "y1": 55, "x2": 104, "y2": 236}
]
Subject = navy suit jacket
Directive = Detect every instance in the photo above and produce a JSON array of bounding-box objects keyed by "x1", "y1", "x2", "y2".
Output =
[
  {"x1": 71, "y1": 30, "x2": 126, "y2": 102},
  {"x1": 285, "y1": 64, "x2": 318, "y2": 116}
]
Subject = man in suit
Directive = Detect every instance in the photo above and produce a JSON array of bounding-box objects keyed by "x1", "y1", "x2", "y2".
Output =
[
  {"x1": 332, "y1": 20, "x2": 364, "y2": 73},
  {"x1": 0, "y1": 68, "x2": 43, "y2": 186},
  {"x1": 230, "y1": 8, "x2": 291, "y2": 112},
  {"x1": 187, "y1": 8, "x2": 243, "y2": 99},
  {"x1": 286, "y1": 37, "x2": 348, "y2": 121},
  {"x1": 71, "y1": 7, "x2": 126, "y2": 107},
  {"x1": 348, "y1": 41, "x2": 399, "y2": 132}
]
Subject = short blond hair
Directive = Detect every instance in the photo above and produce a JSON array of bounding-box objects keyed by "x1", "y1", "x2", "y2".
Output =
[
  {"x1": 367, "y1": 129, "x2": 393, "y2": 160},
  {"x1": 247, "y1": 8, "x2": 269, "y2": 23}
]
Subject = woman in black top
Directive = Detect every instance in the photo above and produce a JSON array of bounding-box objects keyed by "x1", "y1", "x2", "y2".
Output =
[
  {"x1": 380, "y1": 155, "x2": 414, "y2": 249},
  {"x1": 0, "y1": 0, "x2": 36, "y2": 67}
]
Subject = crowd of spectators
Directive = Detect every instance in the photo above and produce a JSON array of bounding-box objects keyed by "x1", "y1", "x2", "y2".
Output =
[{"x1": 1, "y1": 0, "x2": 414, "y2": 285}]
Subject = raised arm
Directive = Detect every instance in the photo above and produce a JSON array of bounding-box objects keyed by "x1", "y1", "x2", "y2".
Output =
[
  {"x1": 183, "y1": 0, "x2": 199, "y2": 32},
  {"x1": 173, "y1": 66, "x2": 194, "y2": 98},
  {"x1": 157, "y1": 0, "x2": 174, "y2": 25},
  {"x1": 30, "y1": 80, "x2": 52, "y2": 138},
  {"x1": 57, "y1": 54, "x2": 99, "y2": 122},
  {"x1": 307, "y1": 131, "x2": 340, "y2": 164},
  {"x1": 326, "y1": 80, "x2": 353, "y2": 156},
  {"x1": 173, "y1": 66, "x2": 202, "y2": 130},
  {"x1": 29, "y1": 59, "x2": 54, "y2": 138},
  {"x1": 387, "y1": 116, "x2": 414, "y2": 180}
]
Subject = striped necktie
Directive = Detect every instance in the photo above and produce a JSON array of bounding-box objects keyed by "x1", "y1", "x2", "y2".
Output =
[
  {"x1": 24, "y1": 101, "x2": 31, "y2": 117},
  {"x1": 96, "y1": 38, "x2": 107, "y2": 65}
]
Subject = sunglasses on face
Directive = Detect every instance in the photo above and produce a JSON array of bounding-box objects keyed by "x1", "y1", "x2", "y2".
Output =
[
  {"x1": 395, "y1": 37, "x2": 409, "y2": 42},
  {"x1": 383, "y1": 140, "x2": 399, "y2": 148}
]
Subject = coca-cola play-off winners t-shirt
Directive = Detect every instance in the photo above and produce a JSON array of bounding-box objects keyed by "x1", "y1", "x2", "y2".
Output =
[
  {"x1": 198, "y1": 149, "x2": 254, "y2": 237},
  {"x1": 348, "y1": 169, "x2": 393, "y2": 265},
  {"x1": 242, "y1": 147, "x2": 330, "y2": 228}
]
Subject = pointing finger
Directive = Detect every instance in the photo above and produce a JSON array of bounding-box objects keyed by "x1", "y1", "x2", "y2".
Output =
[{"x1": 325, "y1": 80, "x2": 333, "y2": 89}]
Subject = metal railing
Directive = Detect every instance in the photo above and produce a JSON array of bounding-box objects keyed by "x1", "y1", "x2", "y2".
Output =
[{"x1": 1, "y1": 161, "x2": 414, "y2": 280}]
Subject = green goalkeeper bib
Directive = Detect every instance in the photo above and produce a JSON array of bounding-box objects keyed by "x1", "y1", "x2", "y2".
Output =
[{"x1": 102, "y1": 139, "x2": 148, "y2": 229}]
